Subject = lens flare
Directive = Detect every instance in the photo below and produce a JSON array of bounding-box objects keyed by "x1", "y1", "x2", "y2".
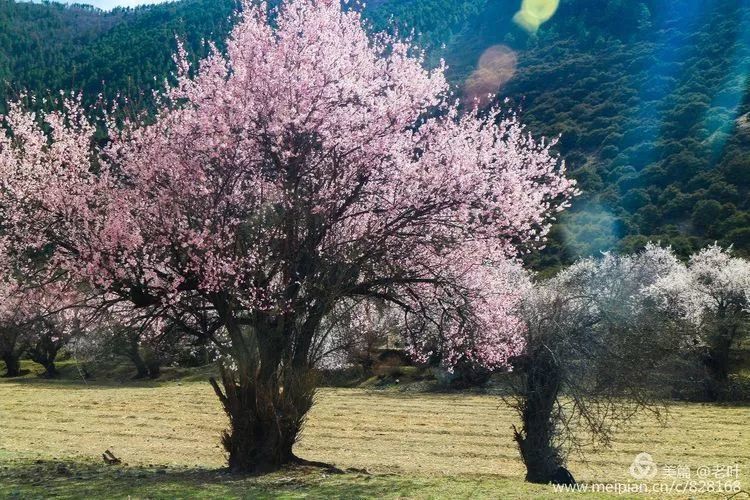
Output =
[
  {"x1": 513, "y1": 0, "x2": 559, "y2": 33},
  {"x1": 464, "y1": 45, "x2": 517, "y2": 106},
  {"x1": 561, "y1": 203, "x2": 621, "y2": 258}
]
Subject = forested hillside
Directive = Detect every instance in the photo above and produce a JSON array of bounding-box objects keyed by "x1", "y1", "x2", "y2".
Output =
[
  {"x1": 0, "y1": 0, "x2": 236, "y2": 108},
  {"x1": 2, "y1": 0, "x2": 750, "y2": 269}
]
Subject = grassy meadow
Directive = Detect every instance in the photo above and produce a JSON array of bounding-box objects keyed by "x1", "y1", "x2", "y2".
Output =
[{"x1": 1, "y1": 364, "x2": 749, "y2": 499}]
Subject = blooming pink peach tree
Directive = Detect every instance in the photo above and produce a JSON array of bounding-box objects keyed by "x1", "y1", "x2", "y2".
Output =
[
  {"x1": 21, "y1": 281, "x2": 90, "y2": 378},
  {"x1": 0, "y1": 0, "x2": 575, "y2": 471}
]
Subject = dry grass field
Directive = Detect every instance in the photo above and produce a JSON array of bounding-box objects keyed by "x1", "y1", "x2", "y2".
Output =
[{"x1": 1, "y1": 376, "x2": 749, "y2": 498}]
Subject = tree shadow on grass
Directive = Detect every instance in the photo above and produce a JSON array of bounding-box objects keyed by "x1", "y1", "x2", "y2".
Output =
[{"x1": 0, "y1": 459, "x2": 423, "y2": 499}]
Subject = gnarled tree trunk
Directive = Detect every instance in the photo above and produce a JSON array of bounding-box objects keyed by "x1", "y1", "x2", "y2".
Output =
[
  {"x1": 206, "y1": 304, "x2": 322, "y2": 474},
  {"x1": 513, "y1": 346, "x2": 571, "y2": 485},
  {"x1": 210, "y1": 363, "x2": 315, "y2": 473}
]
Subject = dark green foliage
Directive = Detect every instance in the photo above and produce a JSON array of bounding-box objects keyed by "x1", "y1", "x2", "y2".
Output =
[
  {"x1": 3, "y1": 0, "x2": 750, "y2": 267},
  {"x1": 0, "y1": 0, "x2": 237, "y2": 112},
  {"x1": 476, "y1": 0, "x2": 750, "y2": 266}
]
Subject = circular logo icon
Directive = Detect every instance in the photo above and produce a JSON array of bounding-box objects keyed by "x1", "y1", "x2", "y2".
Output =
[{"x1": 629, "y1": 452, "x2": 658, "y2": 480}]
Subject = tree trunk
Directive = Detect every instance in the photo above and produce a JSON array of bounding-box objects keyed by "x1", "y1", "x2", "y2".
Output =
[
  {"x1": 143, "y1": 345, "x2": 162, "y2": 379},
  {"x1": 209, "y1": 363, "x2": 316, "y2": 473},
  {"x1": 42, "y1": 360, "x2": 58, "y2": 378},
  {"x1": 709, "y1": 343, "x2": 731, "y2": 380},
  {"x1": 208, "y1": 297, "x2": 324, "y2": 474},
  {"x1": 702, "y1": 323, "x2": 735, "y2": 401},
  {"x1": 2, "y1": 352, "x2": 21, "y2": 378},
  {"x1": 513, "y1": 347, "x2": 571, "y2": 485},
  {"x1": 126, "y1": 338, "x2": 148, "y2": 379},
  {"x1": 28, "y1": 346, "x2": 60, "y2": 378},
  {"x1": 147, "y1": 361, "x2": 161, "y2": 379}
]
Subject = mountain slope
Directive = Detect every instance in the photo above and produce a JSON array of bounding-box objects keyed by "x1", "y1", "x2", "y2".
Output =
[{"x1": 0, "y1": 0, "x2": 236, "y2": 109}]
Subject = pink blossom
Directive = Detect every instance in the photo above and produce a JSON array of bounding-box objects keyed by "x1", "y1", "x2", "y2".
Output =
[{"x1": 0, "y1": 0, "x2": 575, "y2": 370}]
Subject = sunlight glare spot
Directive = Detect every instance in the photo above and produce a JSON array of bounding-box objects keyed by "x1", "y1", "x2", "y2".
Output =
[
  {"x1": 464, "y1": 45, "x2": 518, "y2": 106},
  {"x1": 513, "y1": 0, "x2": 560, "y2": 33}
]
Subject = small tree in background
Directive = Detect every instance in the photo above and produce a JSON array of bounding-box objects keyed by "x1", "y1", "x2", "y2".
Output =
[
  {"x1": 94, "y1": 306, "x2": 179, "y2": 379},
  {"x1": 0, "y1": 248, "x2": 27, "y2": 377},
  {"x1": 689, "y1": 247, "x2": 750, "y2": 398},
  {"x1": 0, "y1": 0, "x2": 574, "y2": 472},
  {"x1": 0, "y1": 271, "x2": 90, "y2": 378},
  {"x1": 103, "y1": 320, "x2": 163, "y2": 379},
  {"x1": 653, "y1": 244, "x2": 750, "y2": 400},
  {"x1": 21, "y1": 283, "x2": 89, "y2": 378},
  {"x1": 316, "y1": 299, "x2": 403, "y2": 374},
  {"x1": 72, "y1": 300, "x2": 223, "y2": 379},
  {"x1": 67, "y1": 330, "x2": 105, "y2": 380}
]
